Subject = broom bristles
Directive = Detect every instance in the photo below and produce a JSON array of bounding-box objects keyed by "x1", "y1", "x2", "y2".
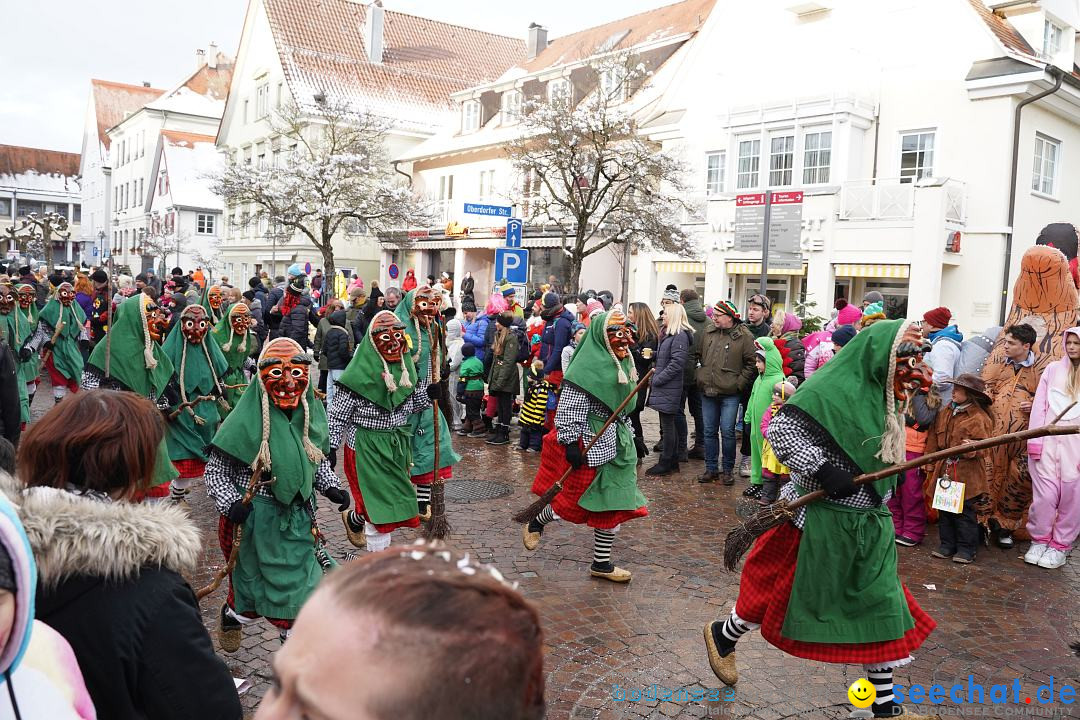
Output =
[
  {"x1": 512, "y1": 481, "x2": 563, "y2": 525},
  {"x1": 722, "y1": 503, "x2": 793, "y2": 571},
  {"x1": 423, "y1": 482, "x2": 451, "y2": 540},
  {"x1": 1070, "y1": 641, "x2": 1080, "y2": 658}
]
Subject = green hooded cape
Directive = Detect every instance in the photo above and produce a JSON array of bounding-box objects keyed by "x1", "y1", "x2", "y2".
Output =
[
  {"x1": 37, "y1": 298, "x2": 86, "y2": 382},
  {"x1": 393, "y1": 290, "x2": 460, "y2": 475},
  {"x1": 337, "y1": 324, "x2": 418, "y2": 411},
  {"x1": 562, "y1": 311, "x2": 637, "y2": 416},
  {"x1": 86, "y1": 297, "x2": 174, "y2": 400},
  {"x1": 199, "y1": 287, "x2": 225, "y2": 326},
  {"x1": 210, "y1": 307, "x2": 255, "y2": 413},
  {"x1": 210, "y1": 375, "x2": 330, "y2": 506},
  {"x1": 745, "y1": 336, "x2": 785, "y2": 486},
  {"x1": 1, "y1": 310, "x2": 32, "y2": 421},
  {"x1": 161, "y1": 321, "x2": 230, "y2": 462}
]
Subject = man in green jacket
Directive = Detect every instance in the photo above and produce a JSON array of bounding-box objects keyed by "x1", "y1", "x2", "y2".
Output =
[{"x1": 695, "y1": 300, "x2": 757, "y2": 485}]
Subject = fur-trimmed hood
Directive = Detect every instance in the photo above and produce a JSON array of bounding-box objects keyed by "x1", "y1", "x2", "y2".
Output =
[{"x1": 14, "y1": 485, "x2": 201, "y2": 588}]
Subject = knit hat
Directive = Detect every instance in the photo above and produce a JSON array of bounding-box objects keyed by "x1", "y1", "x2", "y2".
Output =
[
  {"x1": 90, "y1": 269, "x2": 108, "y2": 284},
  {"x1": 662, "y1": 288, "x2": 680, "y2": 303},
  {"x1": 832, "y1": 324, "x2": 857, "y2": 347},
  {"x1": 462, "y1": 342, "x2": 476, "y2": 358},
  {"x1": 837, "y1": 303, "x2": 863, "y2": 326},
  {"x1": 135, "y1": 273, "x2": 147, "y2": 284},
  {"x1": 542, "y1": 292, "x2": 560, "y2": 310},
  {"x1": 923, "y1": 306, "x2": 951, "y2": 329},
  {"x1": 863, "y1": 290, "x2": 884, "y2": 304},
  {"x1": 586, "y1": 299, "x2": 604, "y2": 317},
  {"x1": 496, "y1": 313, "x2": 514, "y2": 327},
  {"x1": 571, "y1": 321, "x2": 586, "y2": 335},
  {"x1": 863, "y1": 301, "x2": 884, "y2": 317},
  {"x1": 499, "y1": 281, "x2": 516, "y2": 297},
  {"x1": 714, "y1": 300, "x2": 741, "y2": 321}
]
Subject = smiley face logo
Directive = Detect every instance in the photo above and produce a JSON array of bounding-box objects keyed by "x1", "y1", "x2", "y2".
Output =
[{"x1": 848, "y1": 678, "x2": 876, "y2": 709}]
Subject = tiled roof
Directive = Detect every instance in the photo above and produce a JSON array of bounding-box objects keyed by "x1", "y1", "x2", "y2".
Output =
[
  {"x1": 161, "y1": 130, "x2": 218, "y2": 147},
  {"x1": 90, "y1": 79, "x2": 165, "y2": 149},
  {"x1": 0, "y1": 144, "x2": 80, "y2": 178},
  {"x1": 179, "y1": 54, "x2": 235, "y2": 101},
  {"x1": 520, "y1": 0, "x2": 716, "y2": 74},
  {"x1": 966, "y1": 0, "x2": 1035, "y2": 56},
  {"x1": 262, "y1": 0, "x2": 525, "y2": 126}
]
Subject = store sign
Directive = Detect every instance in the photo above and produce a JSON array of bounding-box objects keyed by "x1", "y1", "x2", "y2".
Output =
[
  {"x1": 733, "y1": 191, "x2": 803, "y2": 270},
  {"x1": 407, "y1": 229, "x2": 429, "y2": 239},
  {"x1": 445, "y1": 221, "x2": 469, "y2": 237}
]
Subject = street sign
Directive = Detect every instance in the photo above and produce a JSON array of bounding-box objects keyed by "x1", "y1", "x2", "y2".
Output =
[
  {"x1": 767, "y1": 191, "x2": 803, "y2": 270},
  {"x1": 388, "y1": 263, "x2": 399, "y2": 280},
  {"x1": 463, "y1": 202, "x2": 512, "y2": 218},
  {"x1": 304, "y1": 261, "x2": 312, "y2": 275},
  {"x1": 495, "y1": 247, "x2": 530, "y2": 284},
  {"x1": 734, "y1": 194, "x2": 767, "y2": 252},
  {"x1": 506, "y1": 217, "x2": 523, "y2": 248}
]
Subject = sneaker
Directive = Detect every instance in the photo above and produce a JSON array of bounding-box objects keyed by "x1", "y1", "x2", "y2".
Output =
[
  {"x1": 995, "y1": 528, "x2": 1014, "y2": 549},
  {"x1": 952, "y1": 553, "x2": 974, "y2": 564},
  {"x1": 468, "y1": 427, "x2": 488, "y2": 438},
  {"x1": 1024, "y1": 542, "x2": 1049, "y2": 565},
  {"x1": 931, "y1": 548, "x2": 955, "y2": 559},
  {"x1": 895, "y1": 535, "x2": 919, "y2": 547},
  {"x1": 1037, "y1": 547, "x2": 1068, "y2": 569},
  {"x1": 525, "y1": 447, "x2": 538, "y2": 453},
  {"x1": 738, "y1": 458, "x2": 751, "y2": 477}
]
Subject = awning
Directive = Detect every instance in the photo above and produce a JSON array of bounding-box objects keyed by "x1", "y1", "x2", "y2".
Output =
[
  {"x1": 725, "y1": 261, "x2": 806, "y2": 276},
  {"x1": 833, "y1": 263, "x2": 910, "y2": 279},
  {"x1": 655, "y1": 261, "x2": 705, "y2": 273}
]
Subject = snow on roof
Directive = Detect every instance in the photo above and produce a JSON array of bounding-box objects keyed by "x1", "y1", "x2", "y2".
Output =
[
  {"x1": 147, "y1": 86, "x2": 226, "y2": 118},
  {"x1": 90, "y1": 79, "x2": 166, "y2": 149},
  {"x1": 0, "y1": 144, "x2": 80, "y2": 194},
  {"x1": 160, "y1": 131, "x2": 223, "y2": 211}
]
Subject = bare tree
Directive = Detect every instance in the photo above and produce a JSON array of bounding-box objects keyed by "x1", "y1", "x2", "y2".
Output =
[
  {"x1": 143, "y1": 229, "x2": 185, "y2": 276},
  {"x1": 506, "y1": 54, "x2": 695, "y2": 292},
  {"x1": 4, "y1": 212, "x2": 71, "y2": 271},
  {"x1": 191, "y1": 237, "x2": 223, "y2": 283},
  {"x1": 210, "y1": 99, "x2": 430, "y2": 282}
]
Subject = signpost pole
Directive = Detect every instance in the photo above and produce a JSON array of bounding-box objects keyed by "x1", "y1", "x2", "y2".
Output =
[{"x1": 759, "y1": 190, "x2": 772, "y2": 295}]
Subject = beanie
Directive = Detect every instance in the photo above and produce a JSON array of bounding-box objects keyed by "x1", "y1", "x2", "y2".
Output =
[
  {"x1": 571, "y1": 321, "x2": 586, "y2": 335},
  {"x1": 836, "y1": 303, "x2": 863, "y2": 326},
  {"x1": 714, "y1": 300, "x2": 741, "y2": 321},
  {"x1": 863, "y1": 301, "x2": 884, "y2": 317},
  {"x1": 90, "y1": 269, "x2": 108, "y2": 284},
  {"x1": 462, "y1": 342, "x2": 476, "y2": 358},
  {"x1": 542, "y1": 292, "x2": 560, "y2": 310},
  {"x1": 497, "y1": 313, "x2": 514, "y2": 328},
  {"x1": 923, "y1": 306, "x2": 951, "y2": 329},
  {"x1": 662, "y1": 288, "x2": 680, "y2": 303},
  {"x1": 862, "y1": 290, "x2": 884, "y2": 304},
  {"x1": 249, "y1": 277, "x2": 262, "y2": 289},
  {"x1": 832, "y1": 325, "x2": 857, "y2": 347}
]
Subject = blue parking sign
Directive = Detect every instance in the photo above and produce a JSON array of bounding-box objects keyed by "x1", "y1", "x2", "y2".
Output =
[
  {"x1": 506, "y1": 218, "x2": 523, "y2": 248},
  {"x1": 495, "y1": 248, "x2": 529, "y2": 284}
]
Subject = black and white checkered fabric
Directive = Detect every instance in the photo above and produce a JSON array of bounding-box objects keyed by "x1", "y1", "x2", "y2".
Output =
[
  {"x1": 204, "y1": 448, "x2": 339, "y2": 516},
  {"x1": 327, "y1": 385, "x2": 430, "y2": 449},
  {"x1": 81, "y1": 366, "x2": 171, "y2": 408},
  {"x1": 24, "y1": 319, "x2": 89, "y2": 353},
  {"x1": 555, "y1": 383, "x2": 632, "y2": 467}
]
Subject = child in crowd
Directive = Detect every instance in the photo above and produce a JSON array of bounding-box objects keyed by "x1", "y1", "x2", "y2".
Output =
[
  {"x1": 561, "y1": 322, "x2": 586, "y2": 372},
  {"x1": 457, "y1": 343, "x2": 487, "y2": 438},
  {"x1": 925, "y1": 373, "x2": 993, "y2": 564},
  {"x1": 759, "y1": 380, "x2": 797, "y2": 505},
  {"x1": 518, "y1": 360, "x2": 553, "y2": 452},
  {"x1": 889, "y1": 386, "x2": 938, "y2": 546}
]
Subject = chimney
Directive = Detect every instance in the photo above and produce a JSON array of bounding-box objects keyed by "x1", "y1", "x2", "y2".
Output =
[
  {"x1": 527, "y1": 23, "x2": 548, "y2": 60},
  {"x1": 367, "y1": 1, "x2": 385, "y2": 64},
  {"x1": 196, "y1": 48, "x2": 206, "y2": 69},
  {"x1": 207, "y1": 41, "x2": 219, "y2": 69},
  {"x1": 142, "y1": 81, "x2": 151, "y2": 87}
]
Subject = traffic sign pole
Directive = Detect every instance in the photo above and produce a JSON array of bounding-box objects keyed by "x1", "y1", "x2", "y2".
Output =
[{"x1": 759, "y1": 190, "x2": 772, "y2": 296}]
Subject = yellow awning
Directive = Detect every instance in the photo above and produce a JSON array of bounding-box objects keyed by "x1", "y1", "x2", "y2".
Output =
[
  {"x1": 833, "y1": 263, "x2": 910, "y2": 279},
  {"x1": 725, "y1": 262, "x2": 806, "y2": 276},
  {"x1": 655, "y1": 261, "x2": 705, "y2": 273}
]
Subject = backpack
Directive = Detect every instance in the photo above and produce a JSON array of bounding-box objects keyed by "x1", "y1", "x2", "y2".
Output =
[{"x1": 514, "y1": 327, "x2": 532, "y2": 365}]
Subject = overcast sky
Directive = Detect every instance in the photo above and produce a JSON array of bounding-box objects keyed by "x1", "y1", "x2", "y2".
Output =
[{"x1": 1, "y1": 0, "x2": 673, "y2": 155}]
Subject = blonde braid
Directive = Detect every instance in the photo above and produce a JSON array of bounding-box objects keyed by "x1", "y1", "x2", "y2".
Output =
[
  {"x1": 875, "y1": 320, "x2": 909, "y2": 465},
  {"x1": 254, "y1": 370, "x2": 273, "y2": 474},
  {"x1": 200, "y1": 337, "x2": 230, "y2": 412},
  {"x1": 140, "y1": 298, "x2": 158, "y2": 370},
  {"x1": 221, "y1": 323, "x2": 234, "y2": 352},
  {"x1": 179, "y1": 341, "x2": 205, "y2": 425},
  {"x1": 602, "y1": 315, "x2": 629, "y2": 385}
]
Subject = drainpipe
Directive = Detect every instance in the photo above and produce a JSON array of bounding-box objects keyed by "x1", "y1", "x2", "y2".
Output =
[
  {"x1": 392, "y1": 160, "x2": 412, "y2": 186},
  {"x1": 999, "y1": 66, "x2": 1063, "y2": 325}
]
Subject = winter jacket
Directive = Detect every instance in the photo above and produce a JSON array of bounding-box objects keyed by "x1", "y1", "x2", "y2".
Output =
[
  {"x1": 23, "y1": 487, "x2": 241, "y2": 720},
  {"x1": 263, "y1": 286, "x2": 284, "y2": 333},
  {"x1": 487, "y1": 329, "x2": 520, "y2": 395},
  {"x1": 323, "y1": 311, "x2": 353, "y2": 370},
  {"x1": 746, "y1": 320, "x2": 771, "y2": 339},
  {"x1": 482, "y1": 313, "x2": 501, "y2": 362},
  {"x1": 276, "y1": 294, "x2": 319, "y2": 349},
  {"x1": 926, "y1": 325, "x2": 964, "y2": 404},
  {"x1": 0, "y1": 340, "x2": 21, "y2": 447},
  {"x1": 1027, "y1": 328, "x2": 1080, "y2": 460},
  {"x1": 313, "y1": 316, "x2": 333, "y2": 371},
  {"x1": 647, "y1": 328, "x2": 691, "y2": 414},
  {"x1": 463, "y1": 314, "x2": 490, "y2": 362},
  {"x1": 696, "y1": 322, "x2": 756, "y2": 397},
  {"x1": 539, "y1": 308, "x2": 574, "y2": 376},
  {"x1": 957, "y1": 327, "x2": 1001, "y2": 377},
  {"x1": 804, "y1": 340, "x2": 833, "y2": 379},
  {"x1": 681, "y1": 298, "x2": 707, "y2": 387},
  {"x1": 459, "y1": 356, "x2": 485, "y2": 392},
  {"x1": 75, "y1": 292, "x2": 94, "y2": 321},
  {"x1": 776, "y1": 331, "x2": 806, "y2": 384},
  {"x1": 561, "y1": 341, "x2": 577, "y2": 372},
  {"x1": 924, "y1": 402, "x2": 993, "y2": 499}
]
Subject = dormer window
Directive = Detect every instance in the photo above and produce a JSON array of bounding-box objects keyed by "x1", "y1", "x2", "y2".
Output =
[
  {"x1": 548, "y1": 78, "x2": 571, "y2": 104},
  {"x1": 1043, "y1": 18, "x2": 1063, "y2": 58},
  {"x1": 501, "y1": 90, "x2": 522, "y2": 124},
  {"x1": 462, "y1": 100, "x2": 480, "y2": 133},
  {"x1": 600, "y1": 67, "x2": 627, "y2": 102}
]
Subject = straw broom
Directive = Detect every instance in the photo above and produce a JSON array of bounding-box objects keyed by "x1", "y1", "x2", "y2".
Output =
[
  {"x1": 195, "y1": 463, "x2": 269, "y2": 601},
  {"x1": 723, "y1": 404, "x2": 1080, "y2": 571},
  {"x1": 512, "y1": 368, "x2": 654, "y2": 525},
  {"x1": 423, "y1": 323, "x2": 450, "y2": 540}
]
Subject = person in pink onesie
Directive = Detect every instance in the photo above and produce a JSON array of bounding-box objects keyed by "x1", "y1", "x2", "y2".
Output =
[{"x1": 1025, "y1": 326, "x2": 1080, "y2": 569}]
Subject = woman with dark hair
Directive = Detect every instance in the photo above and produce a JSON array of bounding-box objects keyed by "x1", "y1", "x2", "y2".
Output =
[
  {"x1": 255, "y1": 545, "x2": 545, "y2": 720},
  {"x1": 627, "y1": 302, "x2": 659, "y2": 461},
  {"x1": 13, "y1": 390, "x2": 241, "y2": 720}
]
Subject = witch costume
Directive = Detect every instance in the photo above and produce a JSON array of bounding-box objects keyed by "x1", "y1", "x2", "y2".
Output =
[
  {"x1": 211, "y1": 302, "x2": 258, "y2": 415},
  {"x1": 14, "y1": 285, "x2": 41, "y2": 411},
  {"x1": 703, "y1": 320, "x2": 938, "y2": 720},
  {"x1": 0, "y1": 285, "x2": 32, "y2": 423},
  {"x1": 21, "y1": 283, "x2": 88, "y2": 403}
]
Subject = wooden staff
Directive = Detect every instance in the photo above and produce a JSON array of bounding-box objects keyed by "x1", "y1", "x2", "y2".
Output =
[
  {"x1": 512, "y1": 368, "x2": 654, "y2": 524},
  {"x1": 722, "y1": 403, "x2": 1080, "y2": 571},
  {"x1": 423, "y1": 322, "x2": 450, "y2": 540},
  {"x1": 196, "y1": 464, "x2": 269, "y2": 601},
  {"x1": 40, "y1": 318, "x2": 65, "y2": 366},
  {"x1": 105, "y1": 255, "x2": 113, "y2": 378},
  {"x1": 168, "y1": 394, "x2": 215, "y2": 421}
]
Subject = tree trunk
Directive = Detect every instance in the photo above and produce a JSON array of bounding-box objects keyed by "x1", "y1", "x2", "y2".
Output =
[
  {"x1": 320, "y1": 236, "x2": 336, "y2": 303},
  {"x1": 565, "y1": 254, "x2": 583, "y2": 296},
  {"x1": 42, "y1": 228, "x2": 54, "y2": 272}
]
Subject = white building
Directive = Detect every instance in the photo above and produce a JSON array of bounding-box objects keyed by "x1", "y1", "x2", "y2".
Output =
[
  {"x1": 145, "y1": 131, "x2": 225, "y2": 273},
  {"x1": 636, "y1": 0, "x2": 1080, "y2": 332},
  {"x1": 0, "y1": 145, "x2": 82, "y2": 267},
  {"x1": 102, "y1": 49, "x2": 233, "y2": 275},
  {"x1": 77, "y1": 79, "x2": 164, "y2": 264},
  {"x1": 215, "y1": 0, "x2": 524, "y2": 287}
]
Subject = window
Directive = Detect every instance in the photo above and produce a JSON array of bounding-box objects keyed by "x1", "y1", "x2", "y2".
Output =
[
  {"x1": 138, "y1": 178, "x2": 144, "y2": 207},
  {"x1": 197, "y1": 213, "x2": 216, "y2": 235},
  {"x1": 548, "y1": 78, "x2": 571, "y2": 104},
  {"x1": 479, "y1": 169, "x2": 495, "y2": 199},
  {"x1": 0, "y1": 199, "x2": 9, "y2": 217},
  {"x1": 243, "y1": 99, "x2": 249, "y2": 124},
  {"x1": 803, "y1": 131, "x2": 832, "y2": 185},
  {"x1": 768, "y1": 134, "x2": 795, "y2": 187},
  {"x1": 438, "y1": 175, "x2": 454, "y2": 200},
  {"x1": 257, "y1": 143, "x2": 266, "y2": 168},
  {"x1": 256, "y1": 83, "x2": 270, "y2": 118},
  {"x1": 461, "y1": 101, "x2": 480, "y2": 133},
  {"x1": 899, "y1": 130, "x2": 935, "y2": 183},
  {"x1": 501, "y1": 90, "x2": 522, "y2": 123},
  {"x1": 1043, "y1": 18, "x2": 1063, "y2": 57},
  {"x1": 600, "y1": 66, "x2": 627, "y2": 102},
  {"x1": 276, "y1": 82, "x2": 284, "y2": 109},
  {"x1": 16, "y1": 200, "x2": 42, "y2": 217},
  {"x1": 72, "y1": 204, "x2": 81, "y2": 222},
  {"x1": 736, "y1": 138, "x2": 761, "y2": 189},
  {"x1": 705, "y1": 152, "x2": 725, "y2": 194},
  {"x1": 1032, "y1": 133, "x2": 1060, "y2": 196}
]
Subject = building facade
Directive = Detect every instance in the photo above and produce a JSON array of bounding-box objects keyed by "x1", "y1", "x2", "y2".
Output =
[{"x1": 0, "y1": 144, "x2": 82, "y2": 268}]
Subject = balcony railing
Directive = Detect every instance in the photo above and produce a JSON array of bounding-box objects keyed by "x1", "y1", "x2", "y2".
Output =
[{"x1": 839, "y1": 179, "x2": 914, "y2": 220}]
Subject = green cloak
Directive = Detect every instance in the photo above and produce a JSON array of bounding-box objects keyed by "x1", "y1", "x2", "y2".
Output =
[
  {"x1": 1, "y1": 311, "x2": 32, "y2": 421},
  {"x1": 86, "y1": 297, "x2": 174, "y2": 400},
  {"x1": 394, "y1": 290, "x2": 460, "y2": 475},
  {"x1": 37, "y1": 298, "x2": 86, "y2": 382},
  {"x1": 337, "y1": 324, "x2": 418, "y2": 411},
  {"x1": 745, "y1": 337, "x2": 785, "y2": 487},
  {"x1": 562, "y1": 311, "x2": 637, "y2": 416},
  {"x1": 161, "y1": 323, "x2": 229, "y2": 462},
  {"x1": 210, "y1": 308, "x2": 256, "y2": 413},
  {"x1": 210, "y1": 377, "x2": 330, "y2": 506},
  {"x1": 198, "y1": 287, "x2": 225, "y2": 326}
]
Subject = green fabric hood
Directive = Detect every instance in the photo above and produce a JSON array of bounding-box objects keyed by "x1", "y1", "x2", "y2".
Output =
[
  {"x1": 562, "y1": 311, "x2": 636, "y2": 416},
  {"x1": 337, "y1": 318, "x2": 418, "y2": 411},
  {"x1": 87, "y1": 296, "x2": 174, "y2": 398}
]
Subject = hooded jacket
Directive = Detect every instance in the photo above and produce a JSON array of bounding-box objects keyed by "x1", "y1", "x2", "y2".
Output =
[
  {"x1": 20, "y1": 486, "x2": 240, "y2": 720},
  {"x1": 745, "y1": 337, "x2": 786, "y2": 486},
  {"x1": 696, "y1": 322, "x2": 756, "y2": 397},
  {"x1": 648, "y1": 327, "x2": 691, "y2": 414},
  {"x1": 276, "y1": 293, "x2": 319, "y2": 349},
  {"x1": 539, "y1": 307, "x2": 574, "y2": 376},
  {"x1": 1027, "y1": 327, "x2": 1080, "y2": 459},
  {"x1": 926, "y1": 325, "x2": 964, "y2": 404},
  {"x1": 323, "y1": 310, "x2": 353, "y2": 370},
  {"x1": 463, "y1": 313, "x2": 491, "y2": 362}
]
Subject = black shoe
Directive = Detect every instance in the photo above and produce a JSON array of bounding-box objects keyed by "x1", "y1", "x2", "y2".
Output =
[
  {"x1": 698, "y1": 470, "x2": 720, "y2": 484},
  {"x1": 678, "y1": 452, "x2": 689, "y2": 463},
  {"x1": 687, "y1": 445, "x2": 705, "y2": 460},
  {"x1": 996, "y1": 528, "x2": 1014, "y2": 549},
  {"x1": 931, "y1": 547, "x2": 955, "y2": 559},
  {"x1": 721, "y1": 471, "x2": 735, "y2": 486},
  {"x1": 742, "y1": 485, "x2": 761, "y2": 499},
  {"x1": 895, "y1": 535, "x2": 919, "y2": 547},
  {"x1": 645, "y1": 463, "x2": 676, "y2": 476},
  {"x1": 652, "y1": 440, "x2": 663, "y2": 452}
]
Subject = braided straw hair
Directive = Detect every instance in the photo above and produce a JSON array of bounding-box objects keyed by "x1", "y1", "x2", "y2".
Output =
[
  {"x1": 253, "y1": 338, "x2": 323, "y2": 474},
  {"x1": 875, "y1": 320, "x2": 916, "y2": 465},
  {"x1": 139, "y1": 294, "x2": 158, "y2": 370},
  {"x1": 220, "y1": 304, "x2": 249, "y2": 354},
  {"x1": 369, "y1": 310, "x2": 413, "y2": 391},
  {"x1": 603, "y1": 308, "x2": 636, "y2": 385}
]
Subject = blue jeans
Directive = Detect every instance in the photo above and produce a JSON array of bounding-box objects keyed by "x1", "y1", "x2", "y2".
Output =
[{"x1": 702, "y1": 394, "x2": 741, "y2": 473}]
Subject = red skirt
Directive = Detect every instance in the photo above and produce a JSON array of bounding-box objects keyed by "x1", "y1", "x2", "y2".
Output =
[
  {"x1": 411, "y1": 465, "x2": 452, "y2": 486},
  {"x1": 172, "y1": 458, "x2": 206, "y2": 479},
  {"x1": 46, "y1": 356, "x2": 79, "y2": 391},
  {"x1": 734, "y1": 522, "x2": 936, "y2": 664},
  {"x1": 344, "y1": 445, "x2": 421, "y2": 533},
  {"x1": 530, "y1": 430, "x2": 648, "y2": 530},
  {"x1": 132, "y1": 484, "x2": 170, "y2": 502}
]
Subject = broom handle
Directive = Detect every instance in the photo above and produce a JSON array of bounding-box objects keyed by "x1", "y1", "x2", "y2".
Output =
[
  {"x1": 783, "y1": 405, "x2": 1079, "y2": 512},
  {"x1": 195, "y1": 462, "x2": 264, "y2": 601}
]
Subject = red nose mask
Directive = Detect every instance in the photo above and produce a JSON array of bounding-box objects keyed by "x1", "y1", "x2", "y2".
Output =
[
  {"x1": 180, "y1": 307, "x2": 210, "y2": 344},
  {"x1": 260, "y1": 340, "x2": 310, "y2": 410}
]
